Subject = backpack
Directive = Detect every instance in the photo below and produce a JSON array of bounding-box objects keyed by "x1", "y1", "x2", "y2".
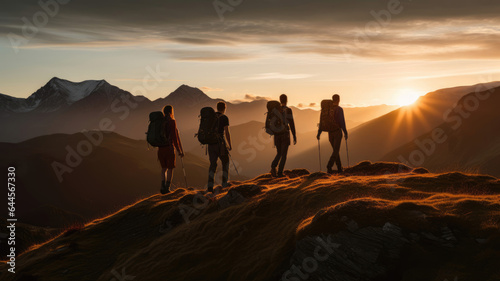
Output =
[
  {"x1": 265, "y1": 101, "x2": 288, "y2": 135},
  {"x1": 319, "y1": 100, "x2": 340, "y2": 132},
  {"x1": 146, "y1": 111, "x2": 170, "y2": 147},
  {"x1": 197, "y1": 107, "x2": 220, "y2": 145}
]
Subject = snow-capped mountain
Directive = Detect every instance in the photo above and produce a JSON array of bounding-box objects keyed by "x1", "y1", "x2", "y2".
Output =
[
  {"x1": 2, "y1": 77, "x2": 108, "y2": 113},
  {"x1": 0, "y1": 78, "x2": 220, "y2": 142}
]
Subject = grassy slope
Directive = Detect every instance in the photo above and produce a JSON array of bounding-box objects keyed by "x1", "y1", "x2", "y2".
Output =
[{"x1": 1, "y1": 162, "x2": 499, "y2": 281}]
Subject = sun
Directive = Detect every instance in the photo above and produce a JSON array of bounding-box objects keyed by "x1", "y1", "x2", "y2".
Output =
[{"x1": 396, "y1": 88, "x2": 422, "y2": 106}]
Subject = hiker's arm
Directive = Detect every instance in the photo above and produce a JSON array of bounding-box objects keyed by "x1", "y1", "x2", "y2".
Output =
[
  {"x1": 176, "y1": 127, "x2": 184, "y2": 157},
  {"x1": 338, "y1": 108, "x2": 348, "y2": 139},
  {"x1": 171, "y1": 121, "x2": 184, "y2": 156},
  {"x1": 224, "y1": 126, "x2": 232, "y2": 151}
]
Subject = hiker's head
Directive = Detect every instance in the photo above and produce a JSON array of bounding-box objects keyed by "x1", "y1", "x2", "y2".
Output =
[
  {"x1": 280, "y1": 94, "x2": 288, "y2": 106},
  {"x1": 217, "y1": 101, "x2": 226, "y2": 113},
  {"x1": 332, "y1": 94, "x2": 340, "y2": 105},
  {"x1": 162, "y1": 105, "x2": 174, "y2": 119}
]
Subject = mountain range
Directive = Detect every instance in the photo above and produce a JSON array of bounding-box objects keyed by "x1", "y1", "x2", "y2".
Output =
[{"x1": 0, "y1": 77, "x2": 398, "y2": 143}]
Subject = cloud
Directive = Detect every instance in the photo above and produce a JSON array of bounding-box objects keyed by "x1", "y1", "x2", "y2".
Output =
[
  {"x1": 297, "y1": 103, "x2": 318, "y2": 108},
  {"x1": 1, "y1": 1, "x2": 500, "y2": 60},
  {"x1": 246, "y1": 73, "x2": 314, "y2": 80},
  {"x1": 164, "y1": 49, "x2": 254, "y2": 61},
  {"x1": 244, "y1": 94, "x2": 271, "y2": 101},
  {"x1": 200, "y1": 86, "x2": 223, "y2": 92},
  {"x1": 229, "y1": 94, "x2": 271, "y2": 103}
]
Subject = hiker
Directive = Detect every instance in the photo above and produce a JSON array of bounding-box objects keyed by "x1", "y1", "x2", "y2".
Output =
[
  {"x1": 158, "y1": 105, "x2": 184, "y2": 194},
  {"x1": 270, "y1": 94, "x2": 297, "y2": 177},
  {"x1": 207, "y1": 101, "x2": 232, "y2": 192},
  {"x1": 317, "y1": 94, "x2": 348, "y2": 174}
]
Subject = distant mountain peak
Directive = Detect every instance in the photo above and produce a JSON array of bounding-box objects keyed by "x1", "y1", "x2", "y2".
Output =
[
  {"x1": 164, "y1": 84, "x2": 213, "y2": 103},
  {"x1": 0, "y1": 77, "x2": 113, "y2": 113},
  {"x1": 46, "y1": 77, "x2": 108, "y2": 103}
]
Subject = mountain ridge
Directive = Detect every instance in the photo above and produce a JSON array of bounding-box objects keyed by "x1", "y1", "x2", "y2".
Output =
[{"x1": 1, "y1": 161, "x2": 499, "y2": 281}]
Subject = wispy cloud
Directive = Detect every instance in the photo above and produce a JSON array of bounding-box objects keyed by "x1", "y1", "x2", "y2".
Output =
[
  {"x1": 200, "y1": 86, "x2": 223, "y2": 92},
  {"x1": 297, "y1": 102, "x2": 318, "y2": 108},
  {"x1": 246, "y1": 72, "x2": 314, "y2": 80},
  {"x1": 113, "y1": 78, "x2": 185, "y2": 82},
  {"x1": 1, "y1": 1, "x2": 500, "y2": 61},
  {"x1": 230, "y1": 93, "x2": 271, "y2": 103},
  {"x1": 164, "y1": 49, "x2": 254, "y2": 61}
]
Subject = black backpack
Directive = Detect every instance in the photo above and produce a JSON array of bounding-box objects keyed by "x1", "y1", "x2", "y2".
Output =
[
  {"x1": 265, "y1": 101, "x2": 288, "y2": 135},
  {"x1": 197, "y1": 107, "x2": 220, "y2": 145},
  {"x1": 146, "y1": 111, "x2": 170, "y2": 147},
  {"x1": 319, "y1": 100, "x2": 340, "y2": 132}
]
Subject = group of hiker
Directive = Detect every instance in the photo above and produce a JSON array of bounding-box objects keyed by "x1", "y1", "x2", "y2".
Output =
[{"x1": 147, "y1": 94, "x2": 348, "y2": 194}]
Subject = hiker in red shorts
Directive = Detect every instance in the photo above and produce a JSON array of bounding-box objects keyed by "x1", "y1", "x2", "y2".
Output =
[{"x1": 158, "y1": 105, "x2": 184, "y2": 194}]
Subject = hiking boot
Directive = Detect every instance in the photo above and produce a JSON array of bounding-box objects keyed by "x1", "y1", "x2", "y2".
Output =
[
  {"x1": 327, "y1": 167, "x2": 334, "y2": 174},
  {"x1": 214, "y1": 186, "x2": 223, "y2": 196},
  {"x1": 270, "y1": 167, "x2": 277, "y2": 177},
  {"x1": 222, "y1": 182, "x2": 232, "y2": 189},
  {"x1": 160, "y1": 181, "x2": 164, "y2": 194},
  {"x1": 160, "y1": 181, "x2": 170, "y2": 194},
  {"x1": 207, "y1": 186, "x2": 214, "y2": 193},
  {"x1": 277, "y1": 171, "x2": 285, "y2": 178}
]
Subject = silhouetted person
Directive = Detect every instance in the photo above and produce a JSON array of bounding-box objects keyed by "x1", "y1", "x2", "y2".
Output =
[
  {"x1": 207, "y1": 101, "x2": 232, "y2": 192},
  {"x1": 159, "y1": 105, "x2": 184, "y2": 194},
  {"x1": 271, "y1": 94, "x2": 297, "y2": 177},
  {"x1": 317, "y1": 94, "x2": 348, "y2": 174}
]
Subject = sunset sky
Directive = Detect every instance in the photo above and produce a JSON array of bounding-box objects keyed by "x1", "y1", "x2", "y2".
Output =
[{"x1": 1, "y1": 0, "x2": 499, "y2": 107}]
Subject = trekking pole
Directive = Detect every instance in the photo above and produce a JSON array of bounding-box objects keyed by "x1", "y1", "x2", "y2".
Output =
[
  {"x1": 345, "y1": 139, "x2": 350, "y2": 168},
  {"x1": 223, "y1": 139, "x2": 240, "y2": 176},
  {"x1": 180, "y1": 156, "x2": 188, "y2": 188},
  {"x1": 227, "y1": 151, "x2": 240, "y2": 176},
  {"x1": 318, "y1": 139, "x2": 322, "y2": 171}
]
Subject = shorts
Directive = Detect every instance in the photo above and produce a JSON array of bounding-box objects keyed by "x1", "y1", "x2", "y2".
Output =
[{"x1": 157, "y1": 145, "x2": 176, "y2": 169}]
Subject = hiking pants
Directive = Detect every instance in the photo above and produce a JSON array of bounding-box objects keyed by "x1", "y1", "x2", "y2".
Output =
[
  {"x1": 208, "y1": 142, "x2": 229, "y2": 188},
  {"x1": 272, "y1": 132, "x2": 290, "y2": 173},
  {"x1": 327, "y1": 129, "x2": 343, "y2": 171}
]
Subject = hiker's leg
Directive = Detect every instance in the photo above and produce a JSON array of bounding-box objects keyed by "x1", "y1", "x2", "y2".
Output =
[
  {"x1": 278, "y1": 143, "x2": 289, "y2": 174},
  {"x1": 166, "y1": 169, "x2": 173, "y2": 182},
  {"x1": 161, "y1": 168, "x2": 167, "y2": 181},
  {"x1": 278, "y1": 134, "x2": 290, "y2": 174},
  {"x1": 207, "y1": 144, "x2": 218, "y2": 189},
  {"x1": 332, "y1": 130, "x2": 343, "y2": 171},
  {"x1": 271, "y1": 136, "x2": 282, "y2": 168},
  {"x1": 327, "y1": 132, "x2": 336, "y2": 169},
  {"x1": 165, "y1": 168, "x2": 173, "y2": 190},
  {"x1": 158, "y1": 147, "x2": 167, "y2": 181},
  {"x1": 221, "y1": 154, "x2": 230, "y2": 186}
]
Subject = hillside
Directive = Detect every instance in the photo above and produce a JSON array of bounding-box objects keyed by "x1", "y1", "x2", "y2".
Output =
[
  {"x1": 382, "y1": 86, "x2": 500, "y2": 177},
  {"x1": 0, "y1": 131, "x2": 243, "y2": 227},
  {"x1": 3, "y1": 162, "x2": 499, "y2": 281}
]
